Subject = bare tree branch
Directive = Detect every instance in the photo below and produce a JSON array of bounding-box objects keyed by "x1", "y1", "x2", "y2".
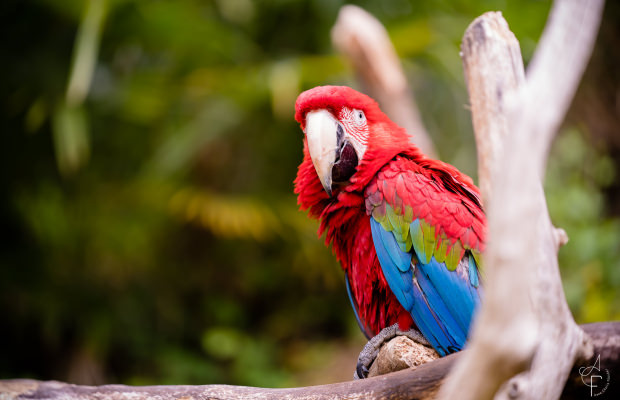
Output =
[
  {"x1": 439, "y1": 1, "x2": 605, "y2": 399},
  {"x1": 460, "y1": 12, "x2": 525, "y2": 205},
  {"x1": 1, "y1": 322, "x2": 617, "y2": 400},
  {"x1": 331, "y1": 5, "x2": 437, "y2": 158}
]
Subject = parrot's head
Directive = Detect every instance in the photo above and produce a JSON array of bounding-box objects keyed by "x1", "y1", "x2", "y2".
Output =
[{"x1": 294, "y1": 85, "x2": 413, "y2": 197}]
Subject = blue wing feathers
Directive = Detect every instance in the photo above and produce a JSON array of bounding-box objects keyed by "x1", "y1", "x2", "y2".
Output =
[
  {"x1": 371, "y1": 217, "x2": 412, "y2": 273},
  {"x1": 411, "y1": 270, "x2": 462, "y2": 355},
  {"x1": 419, "y1": 258, "x2": 478, "y2": 335},
  {"x1": 370, "y1": 216, "x2": 481, "y2": 356},
  {"x1": 370, "y1": 219, "x2": 414, "y2": 309},
  {"x1": 416, "y1": 260, "x2": 471, "y2": 344},
  {"x1": 409, "y1": 280, "x2": 453, "y2": 356}
]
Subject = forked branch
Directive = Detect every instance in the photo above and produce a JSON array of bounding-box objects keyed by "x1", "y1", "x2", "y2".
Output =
[{"x1": 439, "y1": 1, "x2": 605, "y2": 399}]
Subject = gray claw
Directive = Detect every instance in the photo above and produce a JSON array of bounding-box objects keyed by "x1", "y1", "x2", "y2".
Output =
[{"x1": 354, "y1": 323, "x2": 429, "y2": 379}]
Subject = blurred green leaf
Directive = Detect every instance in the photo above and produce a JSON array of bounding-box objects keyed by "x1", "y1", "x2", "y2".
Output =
[
  {"x1": 202, "y1": 327, "x2": 246, "y2": 361},
  {"x1": 52, "y1": 103, "x2": 90, "y2": 176}
]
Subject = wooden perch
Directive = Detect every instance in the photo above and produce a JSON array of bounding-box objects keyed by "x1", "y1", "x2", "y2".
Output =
[
  {"x1": 331, "y1": 5, "x2": 437, "y2": 158},
  {"x1": 1, "y1": 322, "x2": 617, "y2": 400},
  {"x1": 367, "y1": 336, "x2": 439, "y2": 378}
]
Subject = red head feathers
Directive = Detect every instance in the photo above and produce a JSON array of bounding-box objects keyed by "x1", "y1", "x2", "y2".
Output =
[
  {"x1": 296, "y1": 86, "x2": 380, "y2": 128},
  {"x1": 294, "y1": 86, "x2": 423, "y2": 197}
]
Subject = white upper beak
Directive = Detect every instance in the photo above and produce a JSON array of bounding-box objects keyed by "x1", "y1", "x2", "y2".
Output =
[{"x1": 305, "y1": 109, "x2": 339, "y2": 196}]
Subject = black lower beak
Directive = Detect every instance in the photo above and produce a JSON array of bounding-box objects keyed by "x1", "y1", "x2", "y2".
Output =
[{"x1": 331, "y1": 141, "x2": 358, "y2": 184}]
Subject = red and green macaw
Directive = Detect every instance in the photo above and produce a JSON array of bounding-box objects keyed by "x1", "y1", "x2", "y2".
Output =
[{"x1": 294, "y1": 86, "x2": 485, "y2": 374}]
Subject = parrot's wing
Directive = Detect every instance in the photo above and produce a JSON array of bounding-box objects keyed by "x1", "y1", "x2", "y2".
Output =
[{"x1": 366, "y1": 158, "x2": 485, "y2": 356}]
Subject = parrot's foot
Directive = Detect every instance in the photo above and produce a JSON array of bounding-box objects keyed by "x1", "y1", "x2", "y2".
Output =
[{"x1": 354, "y1": 324, "x2": 429, "y2": 379}]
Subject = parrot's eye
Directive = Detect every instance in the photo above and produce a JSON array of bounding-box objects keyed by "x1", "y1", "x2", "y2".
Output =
[{"x1": 354, "y1": 109, "x2": 366, "y2": 125}]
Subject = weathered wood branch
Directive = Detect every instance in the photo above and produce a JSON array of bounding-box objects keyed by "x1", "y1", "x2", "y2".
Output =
[
  {"x1": 460, "y1": 11, "x2": 525, "y2": 205},
  {"x1": 439, "y1": 1, "x2": 605, "y2": 400},
  {"x1": 1, "y1": 322, "x2": 617, "y2": 400},
  {"x1": 331, "y1": 5, "x2": 437, "y2": 158}
]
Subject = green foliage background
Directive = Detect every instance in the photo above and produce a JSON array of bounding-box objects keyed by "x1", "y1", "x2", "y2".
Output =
[{"x1": 1, "y1": 0, "x2": 618, "y2": 387}]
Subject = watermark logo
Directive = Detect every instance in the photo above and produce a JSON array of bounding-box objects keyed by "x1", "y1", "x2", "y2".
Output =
[{"x1": 579, "y1": 354, "x2": 610, "y2": 397}]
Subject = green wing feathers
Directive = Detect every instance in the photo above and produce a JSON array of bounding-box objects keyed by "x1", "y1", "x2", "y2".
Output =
[{"x1": 366, "y1": 157, "x2": 485, "y2": 275}]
